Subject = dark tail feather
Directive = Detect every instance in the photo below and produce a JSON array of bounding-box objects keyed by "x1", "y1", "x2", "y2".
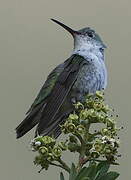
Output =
[
  {"x1": 37, "y1": 108, "x2": 73, "y2": 138},
  {"x1": 16, "y1": 103, "x2": 45, "y2": 139}
]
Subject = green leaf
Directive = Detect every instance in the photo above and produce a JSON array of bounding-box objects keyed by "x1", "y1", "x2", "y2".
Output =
[
  {"x1": 69, "y1": 163, "x2": 77, "y2": 180},
  {"x1": 75, "y1": 164, "x2": 96, "y2": 180},
  {"x1": 97, "y1": 171, "x2": 119, "y2": 180},
  {"x1": 95, "y1": 161, "x2": 110, "y2": 180},
  {"x1": 60, "y1": 172, "x2": 65, "y2": 180},
  {"x1": 75, "y1": 167, "x2": 87, "y2": 180},
  {"x1": 87, "y1": 164, "x2": 97, "y2": 179},
  {"x1": 81, "y1": 177, "x2": 90, "y2": 180}
]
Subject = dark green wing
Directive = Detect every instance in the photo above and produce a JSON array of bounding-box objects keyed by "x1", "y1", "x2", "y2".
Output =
[
  {"x1": 26, "y1": 63, "x2": 64, "y2": 114},
  {"x1": 16, "y1": 54, "x2": 87, "y2": 138},
  {"x1": 37, "y1": 54, "x2": 87, "y2": 135},
  {"x1": 16, "y1": 63, "x2": 65, "y2": 138}
]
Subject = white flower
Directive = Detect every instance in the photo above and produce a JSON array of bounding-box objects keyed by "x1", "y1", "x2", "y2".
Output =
[
  {"x1": 35, "y1": 141, "x2": 41, "y2": 146},
  {"x1": 101, "y1": 136, "x2": 108, "y2": 143},
  {"x1": 102, "y1": 136, "x2": 107, "y2": 140},
  {"x1": 101, "y1": 136, "x2": 117, "y2": 147},
  {"x1": 90, "y1": 144, "x2": 97, "y2": 153},
  {"x1": 109, "y1": 138, "x2": 116, "y2": 147}
]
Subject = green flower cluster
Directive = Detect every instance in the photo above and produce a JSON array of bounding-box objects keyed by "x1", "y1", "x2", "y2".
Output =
[
  {"x1": 31, "y1": 91, "x2": 120, "y2": 173},
  {"x1": 31, "y1": 136, "x2": 67, "y2": 170},
  {"x1": 61, "y1": 91, "x2": 120, "y2": 163}
]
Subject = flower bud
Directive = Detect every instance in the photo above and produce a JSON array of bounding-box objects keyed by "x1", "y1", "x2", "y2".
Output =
[
  {"x1": 68, "y1": 114, "x2": 78, "y2": 121},
  {"x1": 68, "y1": 142, "x2": 80, "y2": 152},
  {"x1": 94, "y1": 143, "x2": 102, "y2": 152},
  {"x1": 47, "y1": 153, "x2": 54, "y2": 161},
  {"x1": 97, "y1": 114, "x2": 105, "y2": 122},
  {"x1": 74, "y1": 102, "x2": 84, "y2": 109},
  {"x1": 106, "y1": 118, "x2": 115, "y2": 128},
  {"x1": 52, "y1": 147, "x2": 62, "y2": 158},
  {"x1": 88, "y1": 109, "x2": 95, "y2": 117},
  {"x1": 93, "y1": 102, "x2": 103, "y2": 111},
  {"x1": 42, "y1": 136, "x2": 56, "y2": 147},
  {"x1": 102, "y1": 104, "x2": 110, "y2": 113},
  {"x1": 96, "y1": 91, "x2": 104, "y2": 99},
  {"x1": 69, "y1": 135, "x2": 78, "y2": 143},
  {"x1": 34, "y1": 136, "x2": 44, "y2": 145},
  {"x1": 67, "y1": 123, "x2": 76, "y2": 132},
  {"x1": 39, "y1": 146, "x2": 48, "y2": 156},
  {"x1": 58, "y1": 142, "x2": 67, "y2": 151},
  {"x1": 91, "y1": 151, "x2": 100, "y2": 158},
  {"x1": 77, "y1": 125, "x2": 85, "y2": 134},
  {"x1": 80, "y1": 109, "x2": 90, "y2": 119},
  {"x1": 101, "y1": 128, "x2": 109, "y2": 135},
  {"x1": 80, "y1": 119, "x2": 89, "y2": 126},
  {"x1": 86, "y1": 99, "x2": 94, "y2": 108}
]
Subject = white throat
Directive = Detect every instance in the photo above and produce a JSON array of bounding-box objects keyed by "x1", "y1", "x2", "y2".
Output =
[{"x1": 72, "y1": 36, "x2": 104, "y2": 62}]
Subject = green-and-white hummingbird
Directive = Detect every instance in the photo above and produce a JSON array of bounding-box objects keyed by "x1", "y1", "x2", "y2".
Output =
[{"x1": 16, "y1": 19, "x2": 107, "y2": 139}]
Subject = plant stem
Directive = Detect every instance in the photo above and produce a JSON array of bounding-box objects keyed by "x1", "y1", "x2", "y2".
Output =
[
  {"x1": 57, "y1": 158, "x2": 70, "y2": 173},
  {"x1": 76, "y1": 138, "x2": 86, "y2": 172},
  {"x1": 77, "y1": 153, "x2": 85, "y2": 172},
  {"x1": 50, "y1": 162, "x2": 70, "y2": 173},
  {"x1": 76, "y1": 123, "x2": 91, "y2": 172},
  {"x1": 75, "y1": 133, "x2": 85, "y2": 146}
]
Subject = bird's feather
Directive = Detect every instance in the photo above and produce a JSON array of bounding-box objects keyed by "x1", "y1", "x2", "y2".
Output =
[
  {"x1": 16, "y1": 61, "x2": 64, "y2": 138},
  {"x1": 26, "y1": 64, "x2": 64, "y2": 114},
  {"x1": 16, "y1": 54, "x2": 87, "y2": 138},
  {"x1": 15, "y1": 102, "x2": 45, "y2": 138},
  {"x1": 37, "y1": 54, "x2": 87, "y2": 135}
]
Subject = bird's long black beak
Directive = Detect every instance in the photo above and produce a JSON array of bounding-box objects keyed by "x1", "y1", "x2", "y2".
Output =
[{"x1": 51, "y1": 19, "x2": 80, "y2": 37}]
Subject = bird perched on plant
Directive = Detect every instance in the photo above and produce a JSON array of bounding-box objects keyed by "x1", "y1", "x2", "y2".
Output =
[{"x1": 16, "y1": 19, "x2": 107, "y2": 139}]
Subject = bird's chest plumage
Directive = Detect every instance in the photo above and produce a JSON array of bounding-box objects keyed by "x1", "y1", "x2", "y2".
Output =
[{"x1": 72, "y1": 60, "x2": 107, "y2": 100}]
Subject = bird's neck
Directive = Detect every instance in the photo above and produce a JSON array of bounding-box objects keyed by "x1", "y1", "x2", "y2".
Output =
[{"x1": 72, "y1": 39, "x2": 104, "y2": 63}]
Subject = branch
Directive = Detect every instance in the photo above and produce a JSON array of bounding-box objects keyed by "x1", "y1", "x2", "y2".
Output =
[{"x1": 57, "y1": 158, "x2": 70, "y2": 173}]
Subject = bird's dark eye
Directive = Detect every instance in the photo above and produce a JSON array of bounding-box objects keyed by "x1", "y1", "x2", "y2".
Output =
[
  {"x1": 99, "y1": 48, "x2": 104, "y2": 53},
  {"x1": 87, "y1": 32, "x2": 94, "y2": 38}
]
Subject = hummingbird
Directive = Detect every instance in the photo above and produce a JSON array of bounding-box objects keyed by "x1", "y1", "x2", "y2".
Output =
[{"x1": 16, "y1": 19, "x2": 107, "y2": 139}]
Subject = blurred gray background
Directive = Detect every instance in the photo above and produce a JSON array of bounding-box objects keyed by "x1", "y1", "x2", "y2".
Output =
[{"x1": 0, "y1": 0, "x2": 130, "y2": 179}]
